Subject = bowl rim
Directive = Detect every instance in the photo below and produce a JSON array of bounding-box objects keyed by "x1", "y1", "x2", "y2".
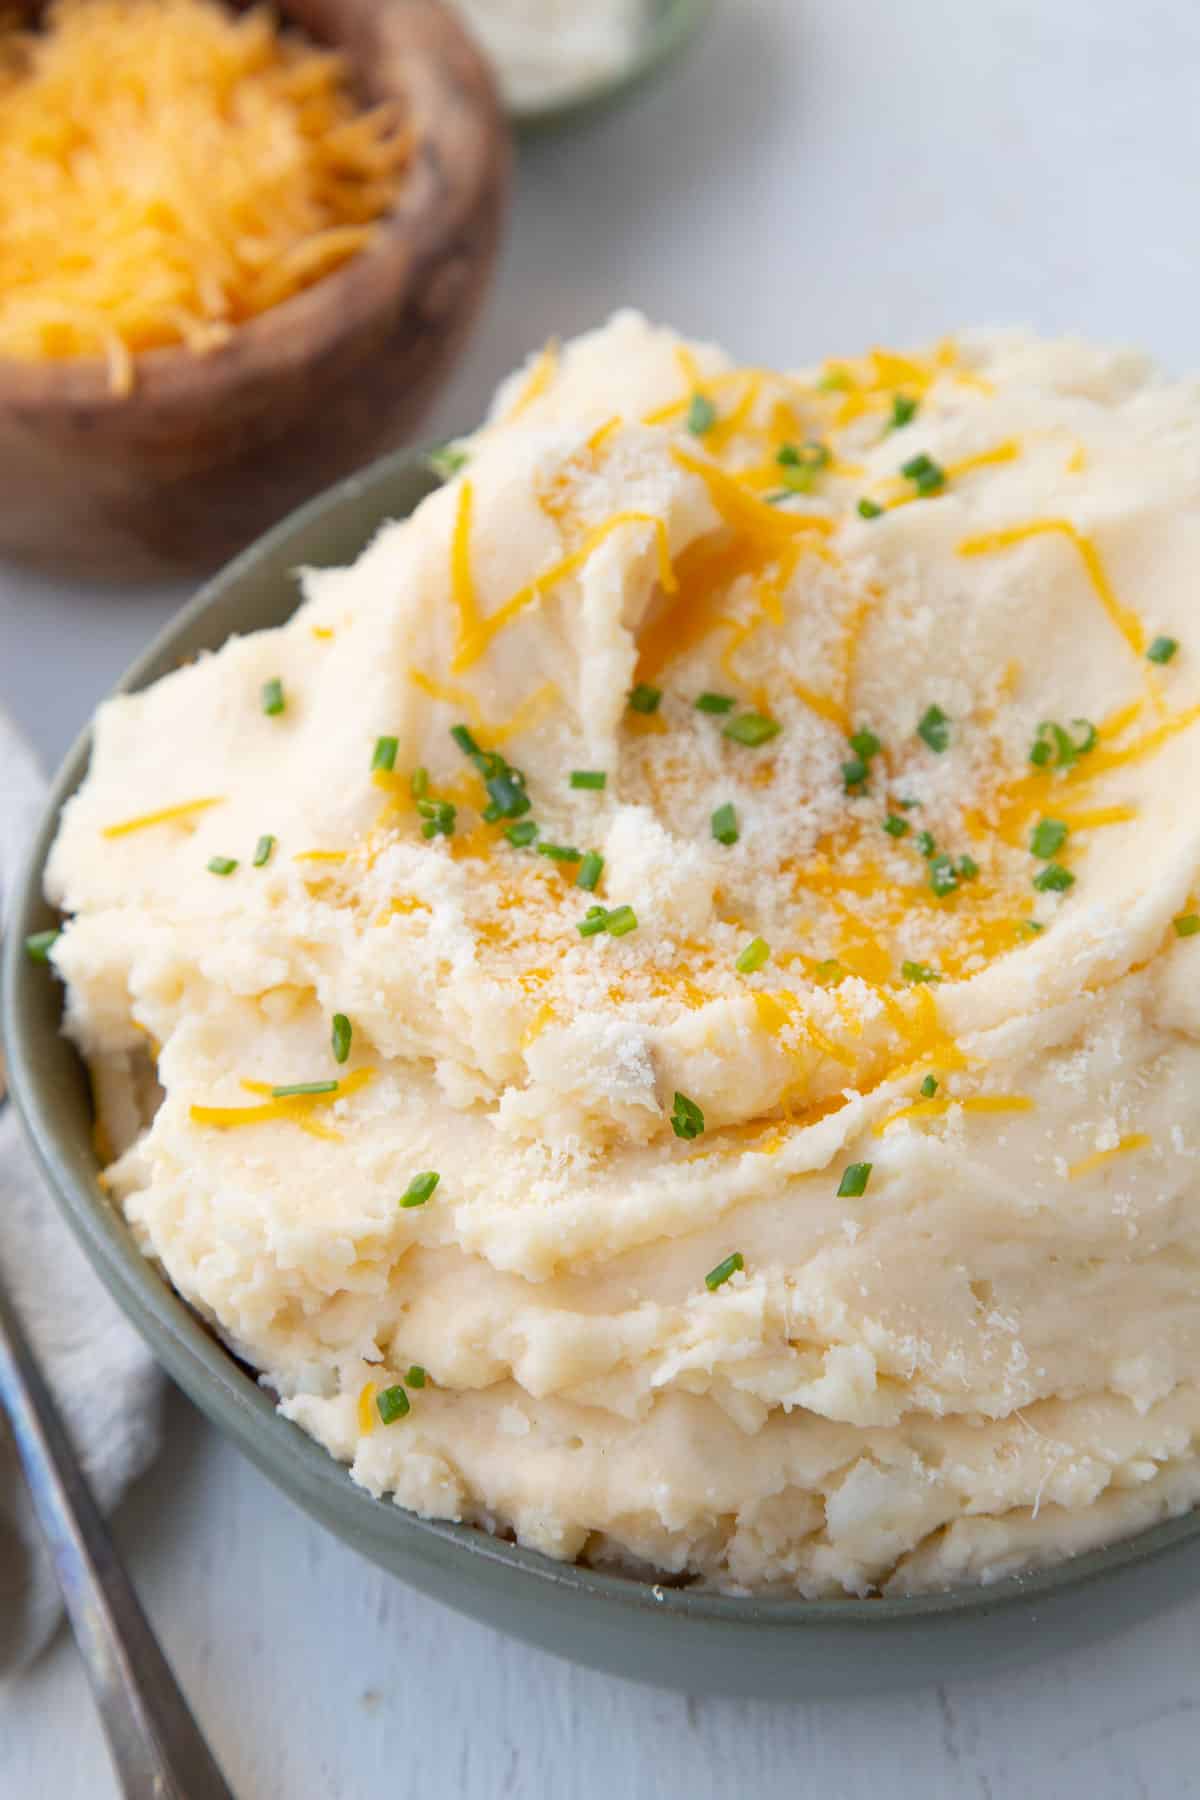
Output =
[
  {"x1": 511, "y1": 0, "x2": 714, "y2": 132},
  {"x1": 6, "y1": 437, "x2": 1200, "y2": 1629},
  {"x1": 0, "y1": 0, "x2": 503, "y2": 412}
]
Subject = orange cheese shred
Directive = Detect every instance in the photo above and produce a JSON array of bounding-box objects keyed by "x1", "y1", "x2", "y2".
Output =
[
  {"x1": 452, "y1": 512, "x2": 677, "y2": 672},
  {"x1": 958, "y1": 519, "x2": 1146, "y2": 658},
  {"x1": 1067, "y1": 1133, "x2": 1150, "y2": 1180},
  {"x1": 876, "y1": 1093, "x2": 1034, "y2": 1135},
  {"x1": 102, "y1": 796, "x2": 224, "y2": 838},
  {"x1": 190, "y1": 1067, "x2": 375, "y2": 1139}
]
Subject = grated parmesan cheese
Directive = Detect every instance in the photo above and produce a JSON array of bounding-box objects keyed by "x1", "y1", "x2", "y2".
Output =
[{"x1": 0, "y1": 0, "x2": 410, "y2": 393}]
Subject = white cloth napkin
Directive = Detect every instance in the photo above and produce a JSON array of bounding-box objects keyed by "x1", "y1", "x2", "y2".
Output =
[{"x1": 0, "y1": 708, "x2": 163, "y2": 1675}]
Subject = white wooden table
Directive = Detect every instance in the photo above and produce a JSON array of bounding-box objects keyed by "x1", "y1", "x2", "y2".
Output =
[{"x1": 5, "y1": 2, "x2": 1200, "y2": 1791}]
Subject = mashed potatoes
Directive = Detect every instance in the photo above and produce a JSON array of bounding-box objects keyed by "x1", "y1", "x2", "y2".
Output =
[{"x1": 44, "y1": 314, "x2": 1200, "y2": 1594}]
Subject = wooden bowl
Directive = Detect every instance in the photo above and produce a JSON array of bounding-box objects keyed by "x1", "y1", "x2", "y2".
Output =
[{"x1": 0, "y1": 0, "x2": 510, "y2": 581}]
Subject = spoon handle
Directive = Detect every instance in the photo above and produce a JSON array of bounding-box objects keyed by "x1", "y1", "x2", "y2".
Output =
[{"x1": 0, "y1": 1275, "x2": 234, "y2": 1800}]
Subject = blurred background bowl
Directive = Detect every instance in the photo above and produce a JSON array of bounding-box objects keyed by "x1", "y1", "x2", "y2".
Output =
[
  {"x1": 512, "y1": 0, "x2": 713, "y2": 132},
  {"x1": 0, "y1": 0, "x2": 510, "y2": 582}
]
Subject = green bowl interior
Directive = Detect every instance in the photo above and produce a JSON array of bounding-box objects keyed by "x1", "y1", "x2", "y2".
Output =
[
  {"x1": 511, "y1": 0, "x2": 713, "y2": 132},
  {"x1": 6, "y1": 441, "x2": 1200, "y2": 1638}
]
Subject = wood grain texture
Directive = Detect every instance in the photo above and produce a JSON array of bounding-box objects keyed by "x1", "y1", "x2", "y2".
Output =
[{"x1": 0, "y1": 0, "x2": 511, "y2": 581}]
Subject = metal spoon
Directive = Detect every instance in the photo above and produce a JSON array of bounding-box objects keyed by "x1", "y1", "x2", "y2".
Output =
[{"x1": 0, "y1": 1235, "x2": 234, "y2": 1798}]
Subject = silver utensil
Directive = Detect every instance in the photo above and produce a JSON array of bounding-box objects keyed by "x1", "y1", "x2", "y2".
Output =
[{"x1": 0, "y1": 1238, "x2": 234, "y2": 1798}]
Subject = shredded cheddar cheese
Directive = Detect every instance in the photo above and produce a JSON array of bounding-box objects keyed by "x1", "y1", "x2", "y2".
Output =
[
  {"x1": 452, "y1": 506, "x2": 678, "y2": 672},
  {"x1": 1067, "y1": 1134, "x2": 1151, "y2": 1180},
  {"x1": 502, "y1": 341, "x2": 560, "y2": 423},
  {"x1": 876, "y1": 1094, "x2": 1035, "y2": 1134},
  {"x1": 958, "y1": 519, "x2": 1147, "y2": 658},
  {"x1": 101, "y1": 796, "x2": 224, "y2": 838},
  {"x1": 190, "y1": 1066, "x2": 375, "y2": 1139},
  {"x1": 0, "y1": 0, "x2": 410, "y2": 393}
]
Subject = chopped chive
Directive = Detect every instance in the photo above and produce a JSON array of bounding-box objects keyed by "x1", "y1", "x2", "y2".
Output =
[
  {"x1": 401, "y1": 1171, "x2": 440, "y2": 1208},
  {"x1": 889, "y1": 393, "x2": 918, "y2": 430},
  {"x1": 252, "y1": 834, "x2": 275, "y2": 867},
  {"x1": 711, "y1": 802, "x2": 739, "y2": 846},
  {"x1": 1030, "y1": 818, "x2": 1067, "y2": 859},
  {"x1": 776, "y1": 440, "x2": 831, "y2": 493},
  {"x1": 819, "y1": 368, "x2": 852, "y2": 392},
  {"x1": 271, "y1": 1079, "x2": 338, "y2": 1097},
  {"x1": 506, "y1": 820, "x2": 539, "y2": 848},
  {"x1": 670, "y1": 1092, "x2": 706, "y2": 1141},
  {"x1": 901, "y1": 452, "x2": 946, "y2": 495},
  {"x1": 207, "y1": 856, "x2": 237, "y2": 876},
  {"x1": 916, "y1": 830, "x2": 936, "y2": 858},
  {"x1": 957, "y1": 854, "x2": 979, "y2": 881},
  {"x1": 857, "y1": 497, "x2": 884, "y2": 519},
  {"x1": 778, "y1": 439, "x2": 831, "y2": 471},
  {"x1": 883, "y1": 813, "x2": 909, "y2": 838},
  {"x1": 376, "y1": 1384, "x2": 410, "y2": 1424},
  {"x1": 928, "y1": 853, "x2": 959, "y2": 897},
  {"x1": 842, "y1": 757, "x2": 869, "y2": 792},
  {"x1": 1174, "y1": 914, "x2": 1200, "y2": 937},
  {"x1": 410, "y1": 766, "x2": 429, "y2": 800},
  {"x1": 604, "y1": 904, "x2": 638, "y2": 937},
  {"x1": 405, "y1": 1365, "x2": 427, "y2": 1388},
  {"x1": 576, "y1": 850, "x2": 604, "y2": 891},
  {"x1": 705, "y1": 1252, "x2": 744, "y2": 1292},
  {"x1": 569, "y1": 770, "x2": 607, "y2": 790},
  {"x1": 629, "y1": 683, "x2": 662, "y2": 715},
  {"x1": 331, "y1": 1013, "x2": 352, "y2": 1065},
  {"x1": 920, "y1": 1074, "x2": 939, "y2": 1098},
  {"x1": 1033, "y1": 862, "x2": 1075, "y2": 893},
  {"x1": 1029, "y1": 718, "x2": 1096, "y2": 769},
  {"x1": 849, "y1": 728, "x2": 881, "y2": 761},
  {"x1": 484, "y1": 772, "x2": 531, "y2": 821},
  {"x1": 736, "y1": 936, "x2": 770, "y2": 974},
  {"x1": 687, "y1": 392, "x2": 717, "y2": 436},
  {"x1": 724, "y1": 712, "x2": 781, "y2": 748},
  {"x1": 428, "y1": 442, "x2": 469, "y2": 480},
  {"x1": 1021, "y1": 918, "x2": 1045, "y2": 936},
  {"x1": 901, "y1": 960, "x2": 941, "y2": 984},
  {"x1": 371, "y1": 736, "x2": 398, "y2": 773},
  {"x1": 24, "y1": 928, "x2": 59, "y2": 964},
  {"x1": 917, "y1": 704, "x2": 950, "y2": 753},
  {"x1": 450, "y1": 723, "x2": 480, "y2": 757},
  {"x1": 897, "y1": 796, "x2": 919, "y2": 809},
  {"x1": 695, "y1": 692, "x2": 736, "y2": 714},
  {"x1": 261, "y1": 678, "x2": 285, "y2": 717},
  {"x1": 836, "y1": 1161, "x2": 872, "y2": 1198},
  {"x1": 814, "y1": 958, "x2": 844, "y2": 984},
  {"x1": 1148, "y1": 635, "x2": 1179, "y2": 665},
  {"x1": 417, "y1": 799, "x2": 456, "y2": 839},
  {"x1": 577, "y1": 905, "x2": 610, "y2": 937},
  {"x1": 536, "y1": 842, "x2": 582, "y2": 862}
]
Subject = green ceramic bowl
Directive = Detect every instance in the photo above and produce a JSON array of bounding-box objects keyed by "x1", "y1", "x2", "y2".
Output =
[
  {"x1": 510, "y1": 0, "x2": 713, "y2": 132},
  {"x1": 7, "y1": 445, "x2": 1200, "y2": 1697}
]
